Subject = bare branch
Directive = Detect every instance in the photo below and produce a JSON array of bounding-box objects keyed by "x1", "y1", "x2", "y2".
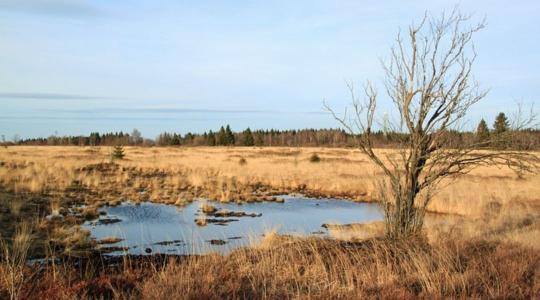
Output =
[{"x1": 326, "y1": 9, "x2": 538, "y2": 238}]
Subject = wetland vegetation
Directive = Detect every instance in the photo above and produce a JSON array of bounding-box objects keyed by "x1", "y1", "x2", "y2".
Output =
[{"x1": 0, "y1": 146, "x2": 539, "y2": 298}]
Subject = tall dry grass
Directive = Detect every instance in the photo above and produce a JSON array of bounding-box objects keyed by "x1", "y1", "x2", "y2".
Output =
[
  {"x1": 2, "y1": 228, "x2": 536, "y2": 299},
  {"x1": 1, "y1": 146, "x2": 538, "y2": 217},
  {"x1": 138, "y1": 233, "x2": 539, "y2": 299},
  {"x1": 0, "y1": 223, "x2": 33, "y2": 300}
]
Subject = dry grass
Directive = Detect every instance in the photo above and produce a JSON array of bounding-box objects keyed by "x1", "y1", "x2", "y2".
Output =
[
  {"x1": 7, "y1": 230, "x2": 538, "y2": 299},
  {"x1": 145, "y1": 235, "x2": 538, "y2": 299},
  {"x1": 138, "y1": 234, "x2": 540, "y2": 299},
  {"x1": 328, "y1": 201, "x2": 540, "y2": 252},
  {"x1": 1, "y1": 146, "x2": 538, "y2": 217},
  {"x1": 0, "y1": 223, "x2": 33, "y2": 300},
  {"x1": 1, "y1": 146, "x2": 539, "y2": 298}
]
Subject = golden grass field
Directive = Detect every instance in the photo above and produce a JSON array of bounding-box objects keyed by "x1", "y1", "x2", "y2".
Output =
[
  {"x1": 1, "y1": 146, "x2": 540, "y2": 299},
  {"x1": 1, "y1": 145, "x2": 539, "y2": 217}
]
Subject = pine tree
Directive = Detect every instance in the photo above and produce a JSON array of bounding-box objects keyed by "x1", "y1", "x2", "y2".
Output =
[
  {"x1": 225, "y1": 125, "x2": 235, "y2": 145},
  {"x1": 255, "y1": 131, "x2": 264, "y2": 146},
  {"x1": 242, "y1": 128, "x2": 255, "y2": 146},
  {"x1": 89, "y1": 132, "x2": 101, "y2": 146},
  {"x1": 171, "y1": 133, "x2": 181, "y2": 145},
  {"x1": 111, "y1": 145, "x2": 125, "y2": 160},
  {"x1": 207, "y1": 130, "x2": 216, "y2": 146},
  {"x1": 493, "y1": 112, "x2": 509, "y2": 134},
  {"x1": 185, "y1": 132, "x2": 194, "y2": 143},
  {"x1": 476, "y1": 119, "x2": 490, "y2": 142},
  {"x1": 217, "y1": 126, "x2": 227, "y2": 145}
]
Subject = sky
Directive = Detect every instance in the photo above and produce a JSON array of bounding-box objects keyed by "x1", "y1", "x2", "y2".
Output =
[{"x1": 0, "y1": 0, "x2": 539, "y2": 139}]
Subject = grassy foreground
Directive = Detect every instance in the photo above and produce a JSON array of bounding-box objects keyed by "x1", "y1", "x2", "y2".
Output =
[
  {"x1": 1, "y1": 231, "x2": 539, "y2": 299},
  {"x1": 1, "y1": 146, "x2": 539, "y2": 298}
]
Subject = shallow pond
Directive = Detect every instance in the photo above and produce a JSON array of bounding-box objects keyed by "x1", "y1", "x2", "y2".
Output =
[{"x1": 83, "y1": 195, "x2": 382, "y2": 255}]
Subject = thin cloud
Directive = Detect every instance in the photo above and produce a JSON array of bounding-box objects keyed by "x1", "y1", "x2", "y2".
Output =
[
  {"x1": 306, "y1": 111, "x2": 331, "y2": 115},
  {"x1": 0, "y1": 115, "x2": 216, "y2": 121},
  {"x1": 0, "y1": 92, "x2": 106, "y2": 100},
  {"x1": 0, "y1": 0, "x2": 104, "y2": 18},
  {"x1": 39, "y1": 107, "x2": 328, "y2": 115},
  {"x1": 44, "y1": 107, "x2": 277, "y2": 114}
]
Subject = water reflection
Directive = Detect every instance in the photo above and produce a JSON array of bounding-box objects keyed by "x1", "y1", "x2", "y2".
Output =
[{"x1": 83, "y1": 195, "x2": 383, "y2": 255}]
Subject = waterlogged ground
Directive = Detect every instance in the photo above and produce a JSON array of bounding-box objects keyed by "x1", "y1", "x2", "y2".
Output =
[{"x1": 83, "y1": 195, "x2": 383, "y2": 255}]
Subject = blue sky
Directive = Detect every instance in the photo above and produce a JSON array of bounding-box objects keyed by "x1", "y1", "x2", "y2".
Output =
[{"x1": 0, "y1": 0, "x2": 539, "y2": 139}]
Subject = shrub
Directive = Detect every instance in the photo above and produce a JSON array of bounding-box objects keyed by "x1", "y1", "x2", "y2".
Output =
[
  {"x1": 309, "y1": 153, "x2": 321, "y2": 163},
  {"x1": 239, "y1": 157, "x2": 247, "y2": 165}
]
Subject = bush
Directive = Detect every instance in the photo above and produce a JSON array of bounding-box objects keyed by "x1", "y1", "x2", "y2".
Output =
[
  {"x1": 239, "y1": 157, "x2": 247, "y2": 165},
  {"x1": 309, "y1": 153, "x2": 320, "y2": 163}
]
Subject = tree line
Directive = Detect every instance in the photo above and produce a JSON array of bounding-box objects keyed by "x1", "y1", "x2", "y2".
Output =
[{"x1": 6, "y1": 112, "x2": 540, "y2": 149}]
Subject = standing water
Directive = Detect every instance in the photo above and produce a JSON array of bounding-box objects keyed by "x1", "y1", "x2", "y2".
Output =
[{"x1": 83, "y1": 195, "x2": 382, "y2": 255}]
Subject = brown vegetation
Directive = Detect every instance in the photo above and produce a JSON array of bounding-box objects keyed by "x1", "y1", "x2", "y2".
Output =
[
  {"x1": 1, "y1": 146, "x2": 538, "y2": 218},
  {"x1": 1, "y1": 227, "x2": 539, "y2": 299},
  {"x1": 139, "y1": 235, "x2": 540, "y2": 299},
  {"x1": 0, "y1": 146, "x2": 539, "y2": 298}
]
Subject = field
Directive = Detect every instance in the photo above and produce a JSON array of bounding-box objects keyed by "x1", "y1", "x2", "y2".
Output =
[
  {"x1": 1, "y1": 146, "x2": 539, "y2": 298},
  {"x1": 2, "y1": 146, "x2": 539, "y2": 214}
]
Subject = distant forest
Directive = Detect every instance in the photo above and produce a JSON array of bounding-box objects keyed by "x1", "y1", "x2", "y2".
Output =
[
  {"x1": 7, "y1": 128, "x2": 540, "y2": 150},
  {"x1": 6, "y1": 113, "x2": 540, "y2": 150}
]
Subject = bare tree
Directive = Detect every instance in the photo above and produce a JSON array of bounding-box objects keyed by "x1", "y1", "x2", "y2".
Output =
[
  {"x1": 326, "y1": 9, "x2": 538, "y2": 238},
  {"x1": 130, "y1": 128, "x2": 143, "y2": 145}
]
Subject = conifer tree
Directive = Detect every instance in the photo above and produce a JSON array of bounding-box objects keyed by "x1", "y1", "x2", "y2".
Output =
[
  {"x1": 255, "y1": 131, "x2": 264, "y2": 146},
  {"x1": 185, "y1": 132, "x2": 194, "y2": 142},
  {"x1": 89, "y1": 132, "x2": 101, "y2": 146},
  {"x1": 111, "y1": 145, "x2": 125, "y2": 160},
  {"x1": 493, "y1": 112, "x2": 509, "y2": 134},
  {"x1": 217, "y1": 126, "x2": 227, "y2": 145},
  {"x1": 207, "y1": 130, "x2": 216, "y2": 146},
  {"x1": 225, "y1": 125, "x2": 235, "y2": 145},
  {"x1": 242, "y1": 128, "x2": 255, "y2": 146},
  {"x1": 171, "y1": 133, "x2": 181, "y2": 145},
  {"x1": 476, "y1": 119, "x2": 490, "y2": 142}
]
